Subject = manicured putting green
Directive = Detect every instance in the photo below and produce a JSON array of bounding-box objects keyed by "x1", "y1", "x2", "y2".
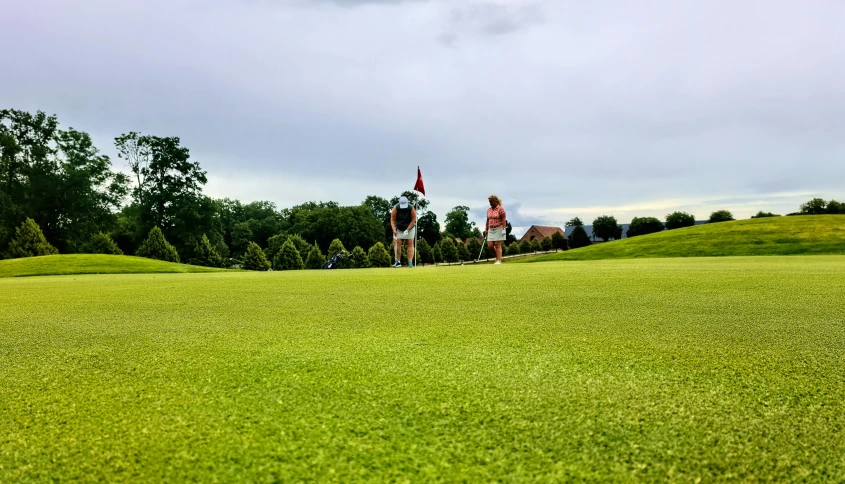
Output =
[{"x1": 1, "y1": 256, "x2": 844, "y2": 481}]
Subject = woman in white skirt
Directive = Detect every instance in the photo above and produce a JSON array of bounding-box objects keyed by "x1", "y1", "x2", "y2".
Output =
[{"x1": 484, "y1": 195, "x2": 507, "y2": 264}]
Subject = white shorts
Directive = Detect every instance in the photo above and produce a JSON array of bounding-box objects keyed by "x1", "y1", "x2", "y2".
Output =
[
  {"x1": 487, "y1": 226, "x2": 506, "y2": 242},
  {"x1": 394, "y1": 227, "x2": 416, "y2": 240}
]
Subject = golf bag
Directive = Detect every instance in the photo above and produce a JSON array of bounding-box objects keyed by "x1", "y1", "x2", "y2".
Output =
[{"x1": 321, "y1": 252, "x2": 347, "y2": 269}]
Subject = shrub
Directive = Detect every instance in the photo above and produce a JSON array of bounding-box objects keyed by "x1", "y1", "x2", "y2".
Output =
[
  {"x1": 530, "y1": 239, "x2": 542, "y2": 252},
  {"x1": 367, "y1": 242, "x2": 391, "y2": 268},
  {"x1": 85, "y1": 232, "x2": 124, "y2": 255},
  {"x1": 466, "y1": 238, "x2": 482, "y2": 260},
  {"x1": 350, "y1": 246, "x2": 370, "y2": 268},
  {"x1": 305, "y1": 242, "x2": 326, "y2": 269},
  {"x1": 507, "y1": 242, "x2": 521, "y2": 256},
  {"x1": 665, "y1": 212, "x2": 696, "y2": 230},
  {"x1": 541, "y1": 236, "x2": 552, "y2": 251},
  {"x1": 708, "y1": 210, "x2": 734, "y2": 223},
  {"x1": 136, "y1": 226, "x2": 179, "y2": 263},
  {"x1": 627, "y1": 217, "x2": 665, "y2": 238},
  {"x1": 6, "y1": 218, "x2": 59, "y2": 259},
  {"x1": 189, "y1": 234, "x2": 223, "y2": 267},
  {"x1": 328, "y1": 238, "x2": 347, "y2": 259},
  {"x1": 568, "y1": 226, "x2": 591, "y2": 249},
  {"x1": 273, "y1": 240, "x2": 304, "y2": 270},
  {"x1": 750, "y1": 211, "x2": 780, "y2": 219},
  {"x1": 800, "y1": 198, "x2": 827, "y2": 215}
]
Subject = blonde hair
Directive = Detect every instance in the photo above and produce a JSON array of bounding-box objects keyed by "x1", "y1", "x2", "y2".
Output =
[{"x1": 488, "y1": 195, "x2": 502, "y2": 206}]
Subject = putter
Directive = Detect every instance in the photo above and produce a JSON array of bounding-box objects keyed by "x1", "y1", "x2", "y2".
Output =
[{"x1": 476, "y1": 234, "x2": 487, "y2": 262}]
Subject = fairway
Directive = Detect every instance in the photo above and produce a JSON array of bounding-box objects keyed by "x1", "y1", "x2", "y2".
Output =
[{"x1": 2, "y1": 257, "x2": 844, "y2": 481}]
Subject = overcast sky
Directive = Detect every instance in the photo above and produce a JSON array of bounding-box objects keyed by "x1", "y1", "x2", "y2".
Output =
[{"x1": 2, "y1": 0, "x2": 844, "y2": 234}]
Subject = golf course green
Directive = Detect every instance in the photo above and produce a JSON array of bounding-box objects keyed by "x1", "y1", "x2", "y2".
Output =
[{"x1": 2, "y1": 256, "x2": 843, "y2": 481}]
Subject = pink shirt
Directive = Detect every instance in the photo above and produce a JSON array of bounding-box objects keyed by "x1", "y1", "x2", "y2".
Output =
[{"x1": 486, "y1": 206, "x2": 506, "y2": 230}]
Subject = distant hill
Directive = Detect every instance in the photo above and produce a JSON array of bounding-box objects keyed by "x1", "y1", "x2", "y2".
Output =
[
  {"x1": 0, "y1": 254, "x2": 228, "y2": 278},
  {"x1": 520, "y1": 215, "x2": 845, "y2": 262}
]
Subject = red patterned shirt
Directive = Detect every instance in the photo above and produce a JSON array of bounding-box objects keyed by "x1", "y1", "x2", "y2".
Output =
[{"x1": 486, "y1": 206, "x2": 506, "y2": 230}]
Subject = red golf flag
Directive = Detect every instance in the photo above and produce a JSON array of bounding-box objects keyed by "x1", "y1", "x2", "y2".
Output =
[{"x1": 413, "y1": 166, "x2": 426, "y2": 196}]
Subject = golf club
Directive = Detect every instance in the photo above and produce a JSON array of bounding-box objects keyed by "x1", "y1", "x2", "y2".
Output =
[{"x1": 476, "y1": 233, "x2": 487, "y2": 262}]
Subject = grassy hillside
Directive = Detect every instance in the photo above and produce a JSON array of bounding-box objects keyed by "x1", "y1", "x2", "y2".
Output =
[
  {"x1": 0, "y1": 254, "x2": 226, "y2": 278},
  {"x1": 1, "y1": 257, "x2": 844, "y2": 481},
  {"x1": 522, "y1": 215, "x2": 845, "y2": 262}
]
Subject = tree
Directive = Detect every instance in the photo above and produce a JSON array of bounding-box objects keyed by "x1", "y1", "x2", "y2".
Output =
[
  {"x1": 417, "y1": 211, "x2": 441, "y2": 246},
  {"x1": 540, "y1": 236, "x2": 553, "y2": 251},
  {"x1": 243, "y1": 241, "x2": 272, "y2": 271},
  {"x1": 189, "y1": 234, "x2": 223, "y2": 267},
  {"x1": 230, "y1": 221, "x2": 254, "y2": 258},
  {"x1": 439, "y1": 237, "x2": 459, "y2": 263},
  {"x1": 457, "y1": 241, "x2": 470, "y2": 262},
  {"x1": 85, "y1": 232, "x2": 123, "y2": 255},
  {"x1": 350, "y1": 246, "x2": 370, "y2": 268},
  {"x1": 592, "y1": 215, "x2": 621, "y2": 242},
  {"x1": 826, "y1": 200, "x2": 844, "y2": 214},
  {"x1": 551, "y1": 231, "x2": 568, "y2": 251},
  {"x1": 708, "y1": 210, "x2": 734, "y2": 223},
  {"x1": 505, "y1": 222, "x2": 517, "y2": 244},
  {"x1": 444, "y1": 206, "x2": 474, "y2": 240},
  {"x1": 305, "y1": 242, "x2": 326, "y2": 269},
  {"x1": 6, "y1": 218, "x2": 59, "y2": 258},
  {"x1": 136, "y1": 226, "x2": 179, "y2": 263},
  {"x1": 565, "y1": 217, "x2": 583, "y2": 227},
  {"x1": 328, "y1": 238, "x2": 347, "y2": 259},
  {"x1": 273, "y1": 240, "x2": 304, "y2": 270},
  {"x1": 626, "y1": 217, "x2": 665, "y2": 238},
  {"x1": 466, "y1": 237, "x2": 482, "y2": 261},
  {"x1": 432, "y1": 242, "x2": 442, "y2": 264},
  {"x1": 665, "y1": 211, "x2": 695, "y2": 230},
  {"x1": 530, "y1": 239, "x2": 542, "y2": 252},
  {"x1": 507, "y1": 242, "x2": 521, "y2": 256},
  {"x1": 367, "y1": 242, "x2": 391, "y2": 268},
  {"x1": 519, "y1": 239, "x2": 531, "y2": 254},
  {"x1": 800, "y1": 198, "x2": 827, "y2": 215},
  {"x1": 416, "y1": 238, "x2": 433, "y2": 266},
  {"x1": 286, "y1": 202, "x2": 384, "y2": 254},
  {"x1": 568, "y1": 226, "x2": 591, "y2": 249},
  {"x1": 751, "y1": 211, "x2": 780, "y2": 219}
]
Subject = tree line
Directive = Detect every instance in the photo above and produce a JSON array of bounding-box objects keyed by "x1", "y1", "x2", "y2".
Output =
[{"x1": 0, "y1": 109, "x2": 521, "y2": 269}]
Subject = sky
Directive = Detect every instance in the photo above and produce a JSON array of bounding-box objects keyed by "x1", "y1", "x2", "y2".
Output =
[{"x1": 2, "y1": 0, "x2": 844, "y2": 235}]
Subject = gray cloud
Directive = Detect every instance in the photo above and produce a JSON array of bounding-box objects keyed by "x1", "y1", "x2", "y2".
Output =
[{"x1": 1, "y1": 0, "x2": 843, "y2": 229}]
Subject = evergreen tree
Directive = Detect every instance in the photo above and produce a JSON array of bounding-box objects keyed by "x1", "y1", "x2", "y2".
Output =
[
  {"x1": 274, "y1": 239, "x2": 304, "y2": 270},
  {"x1": 541, "y1": 236, "x2": 553, "y2": 251},
  {"x1": 350, "y1": 245, "x2": 370, "y2": 268},
  {"x1": 416, "y1": 238, "x2": 433, "y2": 266},
  {"x1": 530, "y1": 239, "x2": 542, "y2": 252},
  {"x1": 507, "y1": 241, "x2": 521, "y2": 256},
  {"x1": 189, "y1": 233, "x2": 223, "y2": 267},
  {"x1": 367, "y1": 242, "x2": 391, "y2": 268},
  {"x1": 466, "y1": 237, "x2": 481, "y2": 260},
  {"x1": 439, "y1": 237, "x2": 459, "y2": 263},
  {"x1": 305, "y1": 242, "x2": 326, "y2": 269},
  {"x1": 327, "y1": 238, "x2": 348, "y2": 268},
  {"x1": 519, "y1": 239, "x2": 532, "y2": 254},
  {"x1": 136, "y1": 226, "x2": 179, "y2": 263},
  {"x1": 85, "y1": 232, "x2": 124, "y2": 255},
  {"x1": 432, "y1": 242, "x2": 442, "y2": 264},
  {"x1": 6, "y1": 218, "x2": 59, "y2": 258},
  {"x1": 457, "y1": 241, "x2": 471, "y2": 262},
  {"x1": 568, "y1": 226, "x2": 592, "y2": 249}
]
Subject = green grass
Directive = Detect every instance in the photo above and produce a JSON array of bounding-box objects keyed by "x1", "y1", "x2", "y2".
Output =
[
  {"x1": 2, "y1": 257, "x2": 844, "y2": 481},
  {"x1": 0, "y1": 254, "x2": 226, "y2": 278},
  {"x1": 521, "y1": 215, "x2": 845, "y2": 262}
]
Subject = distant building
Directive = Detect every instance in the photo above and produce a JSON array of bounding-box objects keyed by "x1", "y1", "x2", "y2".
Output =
[{"x1": 519, "y1": 225, "x2": 565, "y2": 243}]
